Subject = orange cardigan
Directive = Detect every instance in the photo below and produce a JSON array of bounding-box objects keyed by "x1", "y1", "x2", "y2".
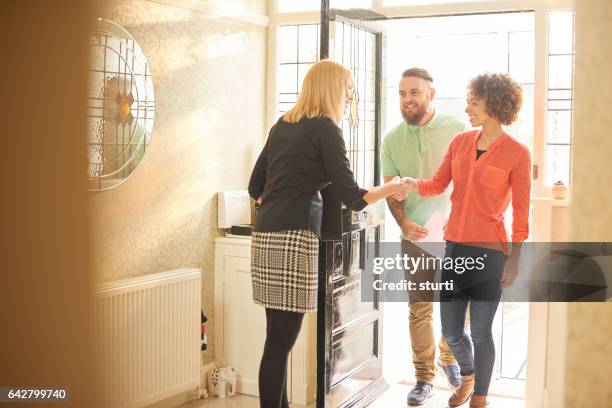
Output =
[{"x1": 417, "y1": 130, "x2": 531, "y2": 254}]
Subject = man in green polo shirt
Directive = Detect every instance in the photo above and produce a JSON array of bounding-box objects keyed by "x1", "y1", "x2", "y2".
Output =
[{"x1": 381, "y1": 68, "x2": 467, "y2": 405}]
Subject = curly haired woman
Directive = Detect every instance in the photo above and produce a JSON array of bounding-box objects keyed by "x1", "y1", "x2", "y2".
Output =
[{"x1": 404, "y1": 73, "x2": 531, "y2": 407}]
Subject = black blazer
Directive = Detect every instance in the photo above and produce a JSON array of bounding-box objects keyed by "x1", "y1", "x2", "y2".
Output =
[{"x1": 248, "y1": 116, "x2": 367, "y2": 237}]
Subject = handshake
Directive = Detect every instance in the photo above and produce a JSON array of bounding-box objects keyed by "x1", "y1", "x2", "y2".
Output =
[{"x1": 388, "y1": 176, "x2": 418, "y2": 201}]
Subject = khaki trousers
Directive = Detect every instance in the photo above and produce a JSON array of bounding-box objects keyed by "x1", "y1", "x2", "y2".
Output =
[{"x1": 402, "y1": 240, "x2": 456, "y2": 383}]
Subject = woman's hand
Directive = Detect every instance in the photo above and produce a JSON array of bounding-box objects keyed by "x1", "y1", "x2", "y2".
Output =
[
  {"x1": 388, "y1": 177, "x2": 418, "y2": 201},
  {"x1": 500, "y1": 252, "x2": 520, "y2": 288},
  {"x1": 401, "y1": 177, "x2": 419, "y2": 193},
  {"x1": 365, "y1": 176, "x2": 417, "y2": 205},
  {"x1": 386, "y1": 176, "x2": 404, "y2": 201}
]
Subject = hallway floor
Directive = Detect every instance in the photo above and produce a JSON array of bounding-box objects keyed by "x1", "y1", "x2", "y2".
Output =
[{"x1": 180, "y1": 383, "x2": 524, "y2": 408}]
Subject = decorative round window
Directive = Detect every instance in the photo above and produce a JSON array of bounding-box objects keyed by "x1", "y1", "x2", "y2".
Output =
[{"x1": 88, "y1": 18, "x2": 155, "y2": 191}]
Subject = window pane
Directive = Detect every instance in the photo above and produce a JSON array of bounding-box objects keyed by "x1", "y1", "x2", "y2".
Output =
[
  {"x1": 419, "y1": 33, "x2": 503, "y2": 98},
  {"x1": 548, "y1": 55, "x2": 573, "y2": 89},
  {"x1": 277, "y1": 23, "x2": 319, "y2": 116},
  {"x1": 365, "y1": 120, "x2": 376, "y2": 150},
  {"x1": 547, "y1": 11, "x2": 574, "y2": 186},
  {"x1": 357, "y1": 69, "x2": 367, "y2": 101},
  {"x1": 279, "y1": 102, "x2": 293, "y2": 113},
  {"x1": 343, "y1": 23, "x2": 352, "y2": 65},
  {"x1": 509, "y1": 31, "x2": 534, "y2": 83},
  {"x1": 364, "y1": 109, "x2": 376, "y2": 121},
  {"x1": 364, "y1": 151, "x2": 375, "y2": 188},
  {"x1": 358, "y1": 99, "x2": 365, "y2": 115},
  {"x1": 366, "y1": 34, "x2": 375, "y2": 72},
  {"x1": 507, "y1": 84, "x2": 534, "y2": 151},
  {"x1": 548, "y1": 89, "x2": 572, "y2": 100},
  {"x1": 547, "y1": 110, "x2": 572, "y2": 144},
  {"x1": 334, "y1": 22, "x2": 344, "y2": 62},
  {"x1": 358, "y1": 29, "x2": 367, "y2": 69},
  {"x1": 547, "y1": 100, "x2": 572, "y2": 110},
  {"x1": 278, "y1": 64, "x2": 297, "y2": 94},
  {"x1": 279, "y1": 25, "x2": 298, "y2": 63},
  {"x1": 278, "y1": 93, "x2": 297, "y2": 103},
  {"x1": 365, "y1": 71, "x2": 375, "y2": 103},
  {"x1": 549, "y1": 11, "x2": 574, "y2": 55},
  {"x1": 298, "y1": 25, "x2": 318, "y2": 62},
  {"x1": 546, "y1": 144, "x2": 571, "y2": 185},
  {"x1": 297, "y1": 63, "x2": 314, "y2": 92}
]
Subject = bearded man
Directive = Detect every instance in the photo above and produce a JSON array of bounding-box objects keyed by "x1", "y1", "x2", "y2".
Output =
[{"x1": 381, "y1": 67, "x2": 467, "y2": 406}]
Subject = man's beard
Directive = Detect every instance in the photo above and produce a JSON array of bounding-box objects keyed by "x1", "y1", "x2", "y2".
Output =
[{"x1": 401, "y1": 104, "x2": 428, "y2": 125}]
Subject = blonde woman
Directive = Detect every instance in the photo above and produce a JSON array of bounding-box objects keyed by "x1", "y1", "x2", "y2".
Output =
[{"x1": 248, "y1": 59, "x2": 408, "y2": 408}]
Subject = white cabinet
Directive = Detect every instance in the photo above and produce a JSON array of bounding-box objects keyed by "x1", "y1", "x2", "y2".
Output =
[{"x1": 214, "y1": 237, "x2": 317, "y2": 405}]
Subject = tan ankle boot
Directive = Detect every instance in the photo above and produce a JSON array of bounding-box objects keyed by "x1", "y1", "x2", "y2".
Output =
[
  {"x1": 448, "y1": 374, "x2": 474, "y2": 407},
  {"x1": 469, "y1": 394, "x2": 488, "y2": 407}
]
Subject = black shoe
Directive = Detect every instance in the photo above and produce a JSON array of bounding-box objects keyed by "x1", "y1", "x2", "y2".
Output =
[{"x1": 407, "y1": 381, "x2": 434, "y2": 406}]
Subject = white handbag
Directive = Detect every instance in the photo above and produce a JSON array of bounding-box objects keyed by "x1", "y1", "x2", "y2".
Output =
[{"x1": 207, "y1": 366, "x2": 237, "y2": 398}]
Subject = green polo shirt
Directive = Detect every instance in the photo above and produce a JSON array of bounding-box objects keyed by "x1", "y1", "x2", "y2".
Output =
[{"x1": 381, "y1": 110, "x2": 466, "y2": 239}]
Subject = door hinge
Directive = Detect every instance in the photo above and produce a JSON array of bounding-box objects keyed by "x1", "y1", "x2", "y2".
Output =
[{"x1": 532, "y1": 164, "x2": 539, "y2": 180}]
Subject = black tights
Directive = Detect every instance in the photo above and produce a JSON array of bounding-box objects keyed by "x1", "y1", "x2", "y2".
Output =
[{"x1": 258, "y1": 308, "x2": 304, "y2": 408}]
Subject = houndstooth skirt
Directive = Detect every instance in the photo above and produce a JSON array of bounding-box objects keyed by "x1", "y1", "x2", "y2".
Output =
[{"x1": 251, "y1": 229, "x2": 319, "y2": 313}]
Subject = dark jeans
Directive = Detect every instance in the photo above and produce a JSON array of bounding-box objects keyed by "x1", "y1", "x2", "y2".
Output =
[
  {"x1": 258, "y1": 308, "x2": 304, "y2": 408},
  {"x1": 440, "y1": 242, "x2": 506, "y2": 396}
]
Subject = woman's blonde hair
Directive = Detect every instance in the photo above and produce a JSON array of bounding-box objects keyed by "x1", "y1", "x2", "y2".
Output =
[{"x1": 283, "y1": 59, "x2": 353, "y2": 124}]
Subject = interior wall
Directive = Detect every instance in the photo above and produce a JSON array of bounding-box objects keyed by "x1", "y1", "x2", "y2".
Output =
[
  {"x1": 567, "y1": 0, "x2": 612, "y2": 406},
  {"x1": 0, "y1": 1, "x2": 95, "y2": 406},
  {"x1": 216, "y1": 0, "x2": 268, "y2": 15},
  {"x1": 90, "y1": 0, "x2": 267, "y2": 364}
]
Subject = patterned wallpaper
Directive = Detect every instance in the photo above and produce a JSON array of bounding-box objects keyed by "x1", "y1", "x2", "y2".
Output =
[
  {"x1": 89, "y1": 0, "x2": 267, "y2": 364},
  {"x1": 567, "y1": 0, "x2": 612, "y2": 406}
]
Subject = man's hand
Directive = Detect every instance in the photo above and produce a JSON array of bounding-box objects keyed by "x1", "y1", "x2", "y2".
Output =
[
  {"x1": 401, "y1": 177, "x2": 419, "y2": 193},
  {"x1": 400, "y1": 218, "x2": 429, "y2": 241},
  {"x1": 383, "y1": 175, "x2": 427, "y2": 241},
  {"x1": 389, "y1": 177, "x2": 418, "y2": 201},
  {"x1": 386, "y1": 176, "x2": 407, "y2": 201},
  {"x1": 390, "y1": 177, "x2": 418, "y2": 201}
]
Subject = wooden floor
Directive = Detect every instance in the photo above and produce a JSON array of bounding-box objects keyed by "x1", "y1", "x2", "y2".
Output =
[{"x1": 180, "y1": 383, "x2": 524, "y2": 408}]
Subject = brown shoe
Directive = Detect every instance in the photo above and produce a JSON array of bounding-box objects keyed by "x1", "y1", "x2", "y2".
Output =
[
  {"x1": 448, "y1": 374, "x2": 474, "y2": 407},
  {"x1": 469, "y1": 394, "x2": 489, "y2": 407}
]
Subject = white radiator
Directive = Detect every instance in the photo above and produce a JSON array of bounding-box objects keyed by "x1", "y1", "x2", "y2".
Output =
[{"x1": 93, "y1": 268, "x2": 201, "y2": 408}]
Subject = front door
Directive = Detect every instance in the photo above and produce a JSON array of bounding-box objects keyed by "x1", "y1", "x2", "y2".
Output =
[{"x1": 317, "y1": 5, "x2": 387, "y2": 408}]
